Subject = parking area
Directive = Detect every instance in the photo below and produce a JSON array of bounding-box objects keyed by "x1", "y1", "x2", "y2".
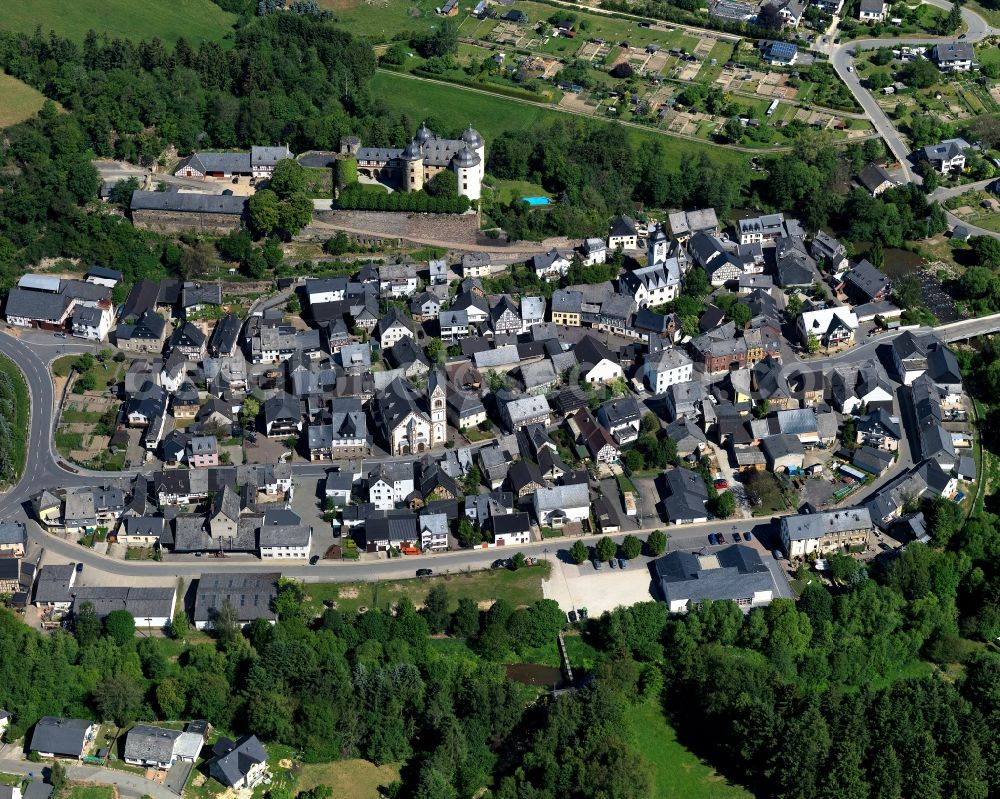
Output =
[{"x1": 542, "y1": 555, "x2": 657, "y2": 616}]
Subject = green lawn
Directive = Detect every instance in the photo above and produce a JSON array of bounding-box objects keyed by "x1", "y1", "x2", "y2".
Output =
[
  {"x1": 0, "y1": 0, "x2": 235, "y2": 44},
  {"x1": 371, "y1": 71, "x2": 746, "y2": 171},
  {"x1": 52, "y1": 353, "x2": 125, "y2": 391},
  {"x1": 0, "y1": 73, "x2": 50, "y2": 128},
  {"x1": 627, "y1": 701, "x2": 754, "y2": 799},
  {"x1": 490, "y1": 179, "x2": 551, "y2": 203},
  {"x1": 302, "y1": 562, "x2": 549, "y2": 615},
  {"x1": 66, "y1": 788, "x2": 115, "y2": 799}
]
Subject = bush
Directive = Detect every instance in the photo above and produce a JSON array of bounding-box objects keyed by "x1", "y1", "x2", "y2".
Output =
[{"x1": 338, "y1": 183, "x2": 470, "y2": 213}]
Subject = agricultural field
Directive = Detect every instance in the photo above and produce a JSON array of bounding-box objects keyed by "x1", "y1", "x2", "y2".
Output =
[
  {"x1": 0, "y1": 0, "x2": 235, "y2": 44},
  {"x1": 0, "y1": 74, "x2": 50, "y2": 128},
  {"x1": 371, "y1": 69, "x2": 748, "y2": 169}
]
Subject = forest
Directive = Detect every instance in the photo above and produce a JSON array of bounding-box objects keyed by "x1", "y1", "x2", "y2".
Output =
[{"x1": 2, "y1": 492, "x2": 998, "y2": 799}]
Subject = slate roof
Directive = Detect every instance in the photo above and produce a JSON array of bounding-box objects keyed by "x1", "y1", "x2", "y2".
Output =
[
  {"x1": 853, "y1": 445, "x2": 895, "y2": 475},
  {"x1": 0, "y1": 521, "x2": 26, "y2": 547},
  {"x1": 124, "y1": 725, "x2": 182, "y2": 764},
  {"x1": 130, "y1": 191, "x2": 247, "y2": 215},
  {"x1": 194, "y1": 573, "x2": 278, "y2": 623},
  {"x1": 858, "y1": 163, "x2": 894, "y2": 193},
  {"x1": 780, "y1": 507, "x2": 871, "y2": 541},
  {"x1": 209, "y1": 313, "x2": 242, "y2": 357},
  {"x1": 30, "y1": 717, "x2": 93, "y2": 756},
  {"x1": 183, "y1": 152, "x2": 251, "y2": 174},
  {"x1": 72, "y1": 586, "x2": 175, "y2": 621},
  {"x1": 663, "y1": 468, "x2": 709, "y2": 522},
  {"x1": 209, "y1": 735, "x2": 267, "y2": 787},
  {"x1": 654, "y1": 544, "x2": 772, "y2": 606},
  {"x1": 609, "y1": 215, "x2": 638, "y2": 239},
  {"x1": 843, "y1": 259, "x2": 890, "y2": 301}
]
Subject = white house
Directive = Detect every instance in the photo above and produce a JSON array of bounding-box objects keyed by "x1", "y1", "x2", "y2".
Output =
[
  {"x1": 375, "y1": 308, "x2": 415, "y2": 349},
  {"x1": 305, "y1": 277, "x2": 347, "y2": 304},
  {"x1": 607, "y1": 215, "x2": 639, "y2": 250},
  {"x1": 779, "y1": 507, "x2": 873, "y2": 559},
  {"x1": 532, "y1": 250, "x2": 571, "y2": 281},
  {"x1": 645, "y1": 348, "x2": 694, "y2": 394},
  {"x1": 71, "y1": 305, "x2": 113, "y2": 341},
  {"x1": 797, "y1": 307, "x2": 858, "y2": 349},
  {"x1": 858, "y1": 0, "x2": 888, "y2": 21},
  {"x1": 419, "y1": 513, "x2": 449, "y2": 551},
  {"x1": 367, "y1": 462, "x2": 415, "y2": 511},
  {"x1": 575, "y1": 336, "x2": 624, "y2": 385},
  {"x1": 533, "y1": 483, "x2": 590, "y2": 527},
  {"x1": 580, "y1": 238, "x2": 607, "y2": 266},
  {"x1": 620, "y1": 261, "x2": 680, "y2": 308}
]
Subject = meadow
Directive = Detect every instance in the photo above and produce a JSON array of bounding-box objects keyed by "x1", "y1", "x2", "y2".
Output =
[
  {"x1": 0, "y1": 73, "x2": 49, "y2": 128},
  {"x1": 370, "y1": 70, "x2": 747, "y2": 170},
  {"x1": 302, "y1": 561, "x2": 550, "y2": 615},
  {"x1": 0, "y1": 0, "x2": 235, "y2": 44},
  {"x1": 627, "y1": 700, "x2": 755, "y2": 799}
]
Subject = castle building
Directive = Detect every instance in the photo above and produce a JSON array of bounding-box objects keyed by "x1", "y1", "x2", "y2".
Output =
[{"x1": 344, "y1": 124, "x2": 485, "y2": 200}]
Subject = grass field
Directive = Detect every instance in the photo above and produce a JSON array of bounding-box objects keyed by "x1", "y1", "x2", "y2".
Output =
[
  {"x1": 320, "y1": 0, "x2": 442, "y2": 40},
  {"x1": 303, "y1": 562, "x2": 549, "y2": 615},
  {"x1": 296, "y1": 760, "x2": 400, "y2": 799},
  {"x1": 0, "y1": 73, "x2": 49, "y2": 128},
  {"x1": 371, "y1": 71, "x2": 746, "y2": 171},
  {"x1": 627, "y1": 701, "x2": 754, "y2": 799},
  {"x1": 0, "y1": 0, "x2": 235, "y2": 44}
]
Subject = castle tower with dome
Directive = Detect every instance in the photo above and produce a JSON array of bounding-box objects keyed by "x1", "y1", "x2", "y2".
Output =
[{"x1": 346, "y1": 123, "x2": 485, "y2": 200}]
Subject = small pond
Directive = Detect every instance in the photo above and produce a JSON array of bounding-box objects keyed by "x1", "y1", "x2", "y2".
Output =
[{"x1": 505, "y1": 663, "x2": 565, "y2": 688}]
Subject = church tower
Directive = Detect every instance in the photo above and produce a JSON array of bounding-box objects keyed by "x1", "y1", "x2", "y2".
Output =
[
  {"x1": 647, "y1": 223, "x2": 668, "y2": 266},
  {"x1": 428, "y1": 371, "x2": 446, "y2": 444}
]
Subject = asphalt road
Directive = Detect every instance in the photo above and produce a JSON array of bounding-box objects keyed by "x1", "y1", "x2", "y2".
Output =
[
  {"x1": 4, "y1": 301, "x2": 1000, "y2": 583},
  {"x1": 821, "y1": 2, "x2": 999, "y2": 187},
  {"x1": 0, "y1": 757, "x2": 178, "y2": 799}
]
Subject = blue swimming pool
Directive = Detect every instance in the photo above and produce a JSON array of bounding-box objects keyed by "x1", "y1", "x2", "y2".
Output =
[{"x1": 522, "y1": 196, "x2": 551, "y2": 206}]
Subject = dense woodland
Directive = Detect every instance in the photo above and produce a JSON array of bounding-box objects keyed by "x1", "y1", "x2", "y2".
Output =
[{"x1": 1, "y1": 495, "x2": 998, "y2": 799}]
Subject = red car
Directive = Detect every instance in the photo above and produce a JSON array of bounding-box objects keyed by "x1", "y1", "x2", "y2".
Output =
[{"x1": 713, "y1": 479, "x2": 729, "y2": 490}]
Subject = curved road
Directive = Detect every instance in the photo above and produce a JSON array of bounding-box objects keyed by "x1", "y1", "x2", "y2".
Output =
[
  {"x1": 5, "y1": 306, "x2": 1000, "y2": 581},
  {"x1": 822, "y1": 2, "x2": 999, "y2": 184}
]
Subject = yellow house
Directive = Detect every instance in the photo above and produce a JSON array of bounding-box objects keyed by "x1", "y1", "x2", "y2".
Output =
[{"x1": 32, "y1": 490, "x2": 63, "y2": 530}]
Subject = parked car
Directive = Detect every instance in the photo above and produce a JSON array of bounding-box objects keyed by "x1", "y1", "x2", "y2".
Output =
[
  {"x1": 75, "y1": 563, "x2": 84, "y2": 572},
  {"x1": 713, "y1": 479, "x2": 729, "y2": 490},
  {"x1": 743, "y1": 532, "x2": 753, "y2": 541},
  {"x1": 717, "y1": 533, "x2": 726, "y2": 544},
  {"x1": 618, "y1": 558, "x2": 627, "y2": 569},
  {"x1": 773, "y1": 549, "x2": 783, "y2": 560},
  {"x1": 708, "y1": 533, "x2": 717, "y2": 545},
  {"x1": 416, "y1": 568, "x2": 433, "y2": 577},
  {"x1": 54, "y1": 332, "x2": 67, "y2": 339},
  {"x1": 491, "y1": 559, "x2": 506, "y2": 570},
  {"x1": 609, "y1": 558, "x2": 617, "y2": 568},
  {"x1": 592, "y1": 558, "x2": 601, "y2": 570},
  {"x1": 309, "y1": 555, "x2": 319, "y2": 565}
]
